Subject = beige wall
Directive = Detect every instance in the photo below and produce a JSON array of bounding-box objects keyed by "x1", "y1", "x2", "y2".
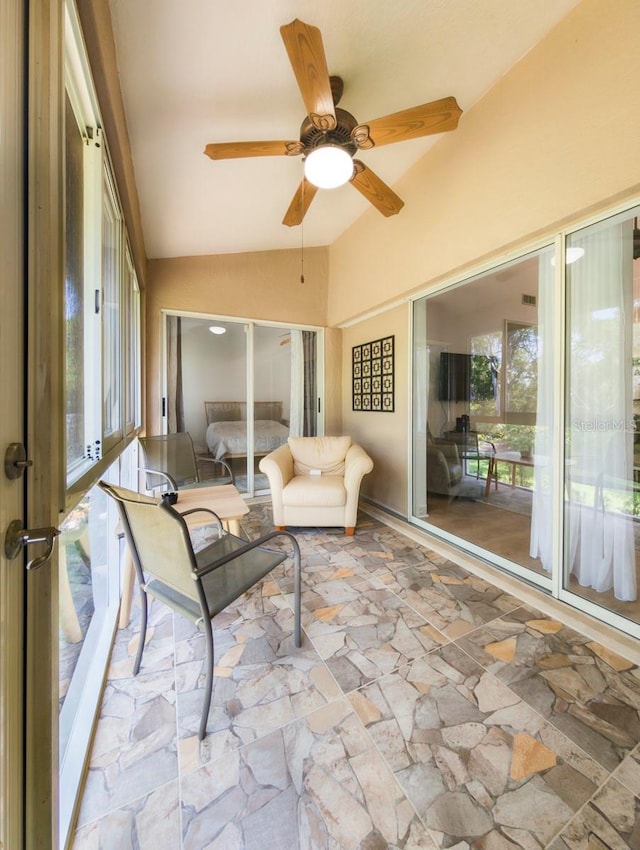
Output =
[
  {"x1": 341, "y1": 304, "x2": 410, "y2": 514},
  {"x1": 328, "y1": 0, "x2": 640, "y2": 514},
  {"x1": 145, "y1": 247, "x2": 329, "y2": 434},
  {"x1": 329, "y1": 0, "x2": 640, "y2": 326}
]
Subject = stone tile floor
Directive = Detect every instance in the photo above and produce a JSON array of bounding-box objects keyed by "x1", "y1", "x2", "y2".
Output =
[{"x1": 71, "y1": 506, "x2": 640, "y2": 849}]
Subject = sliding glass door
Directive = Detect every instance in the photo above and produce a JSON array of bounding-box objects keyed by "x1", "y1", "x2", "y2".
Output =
[
  {"x1": 412, "y1": 248, "x2": 554, "y2": 586},
  {"x1": 412, "y1": 202, "x2": 640, "y2": 637},
  {"x1": 563, "y1": 207, "x2": 640, "y2": 625},
  {"x1": 164, "y1": 314, "x2": 321, "y2": 496}
]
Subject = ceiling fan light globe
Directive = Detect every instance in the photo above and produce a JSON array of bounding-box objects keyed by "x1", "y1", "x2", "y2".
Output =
[{"x1": 304, "y1": 145, "x2": 353, "y2": 189}]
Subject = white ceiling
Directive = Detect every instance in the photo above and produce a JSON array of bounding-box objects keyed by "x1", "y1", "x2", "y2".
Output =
[{"x1": 108, "y1": 0, "x2": 581, "y2": 259}]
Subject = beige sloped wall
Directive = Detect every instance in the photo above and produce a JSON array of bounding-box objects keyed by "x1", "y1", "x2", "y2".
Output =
[
  {"x1": 330, "y1": 0, "x2": 640, "y2": 516},
  {"x1": 145, "y1": 247, "x2": 330, "y2": 434}
]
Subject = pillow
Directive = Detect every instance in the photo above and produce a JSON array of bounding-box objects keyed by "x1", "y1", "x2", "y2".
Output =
[{"x1": 288, "y1": 436, "x2": 352, "y2": 475}]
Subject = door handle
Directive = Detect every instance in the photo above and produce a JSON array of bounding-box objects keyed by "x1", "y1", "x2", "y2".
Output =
[{"x1": 4, "y1": 520, "x2": 60, "y2": 571}]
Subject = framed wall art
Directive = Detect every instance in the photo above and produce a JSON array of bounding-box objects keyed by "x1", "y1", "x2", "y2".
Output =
[{"x1": 352, "y1": 335, "x2": 394, "y2": 412}]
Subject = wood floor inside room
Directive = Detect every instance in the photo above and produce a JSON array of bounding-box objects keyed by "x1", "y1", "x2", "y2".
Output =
[{"x1": 422, "y1": 484, "x2": 640, "y2": 624}]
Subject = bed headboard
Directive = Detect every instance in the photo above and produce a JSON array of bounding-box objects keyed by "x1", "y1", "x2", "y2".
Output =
[{"x1": 204, "y1": 401, "x2": 283, "y2": 425}]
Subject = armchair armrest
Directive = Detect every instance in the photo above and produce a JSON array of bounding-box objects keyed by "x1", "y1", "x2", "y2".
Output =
[
  {"x1": 431, "y1": 441, "x2": 459, "y2": 462},
  {"x1": 258, "y1": 444, "x2": 294, "y2": 526},
  {"x1": 343, "y1": 444, "x2": 374, "y2": 528}
]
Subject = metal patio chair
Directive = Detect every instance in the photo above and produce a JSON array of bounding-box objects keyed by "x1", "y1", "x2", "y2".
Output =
[
  {"x1": 99, "y1": 481, "x2": 302, "y2": 740},
  {"x1": 138, "y1": 432, "x2": 234, "y2": 495}
]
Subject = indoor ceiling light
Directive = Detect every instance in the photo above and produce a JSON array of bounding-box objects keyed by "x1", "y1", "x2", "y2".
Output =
[
  {"x1": 550, "y1": 246, "x2": 585, "y2": 266},
  {"x1": 209, "y1": 325, "x2": 226, "y2": 335},
  {"x1": 304, "y1": 145, "x2": 354, "y2": 189}
]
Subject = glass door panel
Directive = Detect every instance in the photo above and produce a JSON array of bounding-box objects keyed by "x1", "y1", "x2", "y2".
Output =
[
  {"x1": 252, "y1": 326, "x2": 317, "y2": 492},
  {"x1": 412, "y1": 248, "x2": 554, "y2": 585},
  {"x1": 167, "y1": 315, "x2": 320, "y2": 498},
  {"x1": 563, "y1": 207, "x2": 640, "y2": 624},
  {"x1": 168, "y1": 316, "x2": 249, "y2": 491}
]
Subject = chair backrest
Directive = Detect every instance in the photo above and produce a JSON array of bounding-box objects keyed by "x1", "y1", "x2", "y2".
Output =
[
  {"x1": 288, "y1": 436, "x2": 352, "y2": 476},
  {"x1": 99, "y1": 481, "x2": 199, "y2": 602},
  {"x1": 139, "y1": 432, "x2": 199, "y2": 490}
]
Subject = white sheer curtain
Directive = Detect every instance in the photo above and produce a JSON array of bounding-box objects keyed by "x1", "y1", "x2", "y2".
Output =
[
  {"x1": 565, "y1": 218, "x2": 636, "y2": 601},
  {"x1": 529, "y1": 249, "x2": 555, "y2": 569},
  {"x1": 289, "y1": 329, "x2": 304, "y2": 437}
]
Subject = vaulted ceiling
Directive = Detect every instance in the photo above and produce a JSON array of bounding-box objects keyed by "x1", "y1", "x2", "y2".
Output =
[{"x1": 108, "y1": 0, "x2": 581, "y2": 259}]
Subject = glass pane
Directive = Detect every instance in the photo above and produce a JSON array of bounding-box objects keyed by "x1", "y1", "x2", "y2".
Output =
[
  {"x1": 253, "y1": 326, "x2": 307, "y2": 491},
  {"x1": 102, "y1": 174, "x2": 121, "y2": 441},
  {"x1": 413, "y1": 249, "x2": 553, "y2": 583},
  {"x1": 64, "y1": 93, "x2": 85, "y2": 474},
  {"x1": 564, "y1": 208, "x2": 640, "y2": 623},
  {"x1": 168, "y1": 317, "x2": 249, "y2": 491},
  {"x1": 59, "y1": 448, "x2": 127, "y2": 841},
  {"x1": 124, "y1": 253, "x2": 140, "y2": 432}
]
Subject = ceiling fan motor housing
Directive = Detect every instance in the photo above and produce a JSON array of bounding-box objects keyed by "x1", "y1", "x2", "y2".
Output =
[{"x1": 300, "y1": 107, "x2": 358, "y2": 156}]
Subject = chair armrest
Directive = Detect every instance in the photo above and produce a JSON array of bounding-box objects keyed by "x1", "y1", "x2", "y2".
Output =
[
  {"x1": 430, "y1": 441, "x2": 459, "y2": 461},
  {"x1": 177, "y1": 507, "x2": 223, "y2": 536},
  {"x1": 259, "y1": 445, "x2": 294, "y2": 488},
  {"x1": 139, "y1": 467, "x2": 178, "y2": 492},
  {"x1": 258, "y1": 444, "x2": 293, "y2": 526},
  {"x1": 197, "y1": 455, "x2": 235, "y2": 484},
  {"x1": 343, "y1": 444, "x2": 374, "y2": 527},
  {"x1": 344, "y1": 444, "x2": 374, "y2": 489}
]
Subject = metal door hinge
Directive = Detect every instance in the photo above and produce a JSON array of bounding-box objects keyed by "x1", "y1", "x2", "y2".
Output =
[{"x1": 4, "y1": 520, "x2": 59, "y2": 571}]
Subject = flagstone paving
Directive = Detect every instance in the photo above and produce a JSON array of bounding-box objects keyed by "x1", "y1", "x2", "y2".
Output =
[{"x1": 72, "y1": 505, "x2": 640, "y2": 849}]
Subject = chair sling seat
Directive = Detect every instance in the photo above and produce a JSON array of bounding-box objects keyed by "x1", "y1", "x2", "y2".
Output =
[{"x1": 144, "y1": 533, "x2": 287, "y2": 623}]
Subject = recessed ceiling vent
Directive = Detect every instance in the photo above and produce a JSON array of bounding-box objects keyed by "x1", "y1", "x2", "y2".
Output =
[{"x1": 522, "y1": 294, "x2": 537, "y2": 306}]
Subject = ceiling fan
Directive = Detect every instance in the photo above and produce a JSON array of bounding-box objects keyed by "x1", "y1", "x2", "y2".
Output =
[{"x1": 204, "y1": 18, "x2": 462, "y2": 227}]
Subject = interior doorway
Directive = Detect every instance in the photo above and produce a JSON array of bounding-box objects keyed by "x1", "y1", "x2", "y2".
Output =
[{"x1": 163, "y1": 314, "x2": 322, "y2": 496}]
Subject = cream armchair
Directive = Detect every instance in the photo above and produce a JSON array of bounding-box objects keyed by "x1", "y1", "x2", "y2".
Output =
[{"x1": 259, "y1": 436, "x2": 373, "y2": 536}]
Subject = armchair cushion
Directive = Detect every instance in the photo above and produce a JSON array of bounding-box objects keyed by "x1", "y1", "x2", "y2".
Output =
[{"x1": 283, "y1": 476, "x2": 346, "y2": 508}]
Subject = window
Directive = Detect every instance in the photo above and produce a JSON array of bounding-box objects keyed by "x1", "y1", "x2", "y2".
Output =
[
  {"x1": 60, "y1": 2, "x2": 143, "y2": 843},
  {"x1": 124, "y1": 249, "x2": 141, "y2": 433},
  {"x1": 63, "y1": 79, "x2": 140, "y2": 480},
  {"x1": 101, "y1": 169, "x2": 123, "y2": 450},
  {"x1": 64, "y1": 92, "x2": 86, "y2": 474}
]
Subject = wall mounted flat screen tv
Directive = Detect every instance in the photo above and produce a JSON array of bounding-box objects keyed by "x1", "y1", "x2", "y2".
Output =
[{"x1": 438, "y1": 352, "x2": 497, "y2": 402}]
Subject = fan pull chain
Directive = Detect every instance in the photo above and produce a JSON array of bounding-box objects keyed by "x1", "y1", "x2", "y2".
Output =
[{"x1": 300, "y1": 178, "x2": 305, "y2": 284}]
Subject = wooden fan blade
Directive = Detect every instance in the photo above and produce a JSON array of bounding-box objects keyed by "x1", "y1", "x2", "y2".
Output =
[
  {"x1": 363, "y1": 97, "x2": 462, "y2": 147},
  {"x1": 350, "y1": 162, "x2": 404, "y2": 217},
  {"x1": 282, "y1": 178, "x2": 318, "y2": 227},
  {"x1": 280, "y1": 19, "x2": 336, "y2": 131},
  {"x1": 204, "y1": 140, "x2": 302, "y2": 160}
]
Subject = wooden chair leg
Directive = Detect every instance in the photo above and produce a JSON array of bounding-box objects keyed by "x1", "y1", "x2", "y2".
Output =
[
  {"x1": 275, "y1": 525, "x2": 287, "y2": 532},
  {"x1": 345, "y1": 527, "x2": 355, "y2": 536}
]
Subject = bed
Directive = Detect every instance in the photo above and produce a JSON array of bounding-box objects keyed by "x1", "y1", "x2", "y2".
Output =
[{"x1": 204, "y1": 401, "x2": 289, "y2": 460}]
